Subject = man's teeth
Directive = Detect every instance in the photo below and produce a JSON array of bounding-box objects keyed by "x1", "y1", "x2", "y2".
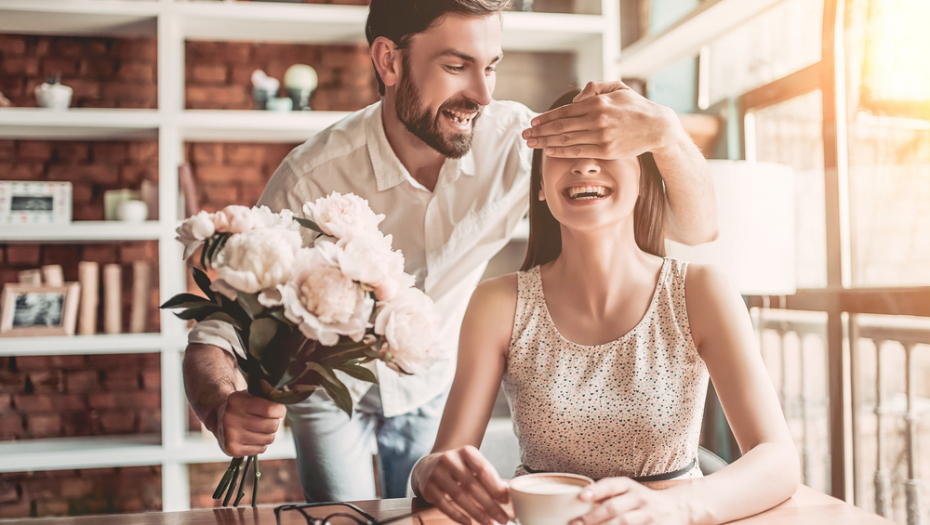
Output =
[
  {"x1": 566, "y1": 186, "x2": 610, "y2": 200},
  {"x1": 444, "y1": 109, "x2": 474, "y2": 124}
]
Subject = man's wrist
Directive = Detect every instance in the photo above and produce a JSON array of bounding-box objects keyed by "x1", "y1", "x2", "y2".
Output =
[{"x1": 650, "y1": 106, "x2": 693, "y2": 160}]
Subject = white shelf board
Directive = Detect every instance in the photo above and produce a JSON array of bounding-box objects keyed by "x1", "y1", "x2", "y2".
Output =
[
  {"x1": 175, "y1": 2, "x2": 366, "y2": 44},
  {"x1": 0, "y1": 108, "x2": 160, "y2": 140},
  {"x1": 0, "y1": 333, "x2": 185, "y2": 357},
  {"x1": 0, "y1": 433, "x2": 296, "y2": 473},
  {"x1": 0, "y1": 221, "x2": 166, "y2": 242},
  {"x1": 501, "y1": 12, "x2": 604, "y2": 52},
  {"x1": 0, "y1": 0, "x2": 159, "y2": 38},
  {"x1": 178, "y1": 110, "x2": 349, "y2": 142},
  {"x1": 0, "y1": 435, "x2": 164, "y2": 473}
]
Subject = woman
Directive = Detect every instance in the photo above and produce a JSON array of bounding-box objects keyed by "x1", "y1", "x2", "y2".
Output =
[{"x1": 410, "y1": 90, "x2": 799, "y2": 525}]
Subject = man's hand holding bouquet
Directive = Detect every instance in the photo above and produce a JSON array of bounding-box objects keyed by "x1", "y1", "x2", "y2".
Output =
[{"x1": 164, "y1": 193, "x2": 443, "y2": 506}]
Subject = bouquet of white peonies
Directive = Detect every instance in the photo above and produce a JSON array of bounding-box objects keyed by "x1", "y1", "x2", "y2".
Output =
[{"x1": 163, "y1": 192, "x2": 442, "y2": 507}]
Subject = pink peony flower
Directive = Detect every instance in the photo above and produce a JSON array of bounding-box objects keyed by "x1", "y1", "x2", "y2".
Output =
[
  {"x1": 337, "y1": 234, "x2": 414, "y2": 302},
  {"x1": 210, "y1": 227, "x2": 302, "y2": 299},
  {"x1": 374, "y1": 287, "x2": 442, "y2": 375},
  {"x1": 176, "y1": 211, "x2": 216, "y2": 260},
  {"x1": 213, "y1": 205, "x2": 259, "y2": 234},
  {"x1": 302, "y1": 192, "x2": 385, "y2": 241},
  {"x1": 260, "y1": 248, "x2": 373, "y2": 345}
]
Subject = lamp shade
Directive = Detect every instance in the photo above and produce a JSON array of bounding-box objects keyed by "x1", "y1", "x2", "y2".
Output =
[{"x1": 666, "y1": 160, "x2": 796, "y2": 296}]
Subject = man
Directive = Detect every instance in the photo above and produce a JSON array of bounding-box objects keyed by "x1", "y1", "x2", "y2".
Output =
[{"x1": 183, "y1": 0, "x2": 717, "y2": 502}]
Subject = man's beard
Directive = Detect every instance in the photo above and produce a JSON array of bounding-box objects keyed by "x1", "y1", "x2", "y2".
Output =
[{"x1": 395, "y1": 57, "x2": 482, "y2": 159}]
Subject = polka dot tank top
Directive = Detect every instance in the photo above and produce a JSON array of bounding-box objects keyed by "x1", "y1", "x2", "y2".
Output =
[{"x1": 502, "y1": 258, "x2": 709, "y2": 480}]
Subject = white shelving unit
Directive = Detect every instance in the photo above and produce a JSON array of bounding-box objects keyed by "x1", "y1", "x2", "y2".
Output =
[{"x1": 0, "y1": 0, "x2": 618, "y2": 511}]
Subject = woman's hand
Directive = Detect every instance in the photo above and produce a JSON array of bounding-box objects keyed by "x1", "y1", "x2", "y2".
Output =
[
  {"x1": 572, "y1": 478, "x2": 693, "y2": 525},
  {"x1": 413, "y1": 446, "x2": 511, "y2": 525}
]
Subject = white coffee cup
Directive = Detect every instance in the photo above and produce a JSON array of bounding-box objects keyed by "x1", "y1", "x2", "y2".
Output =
[{"x1": 508, "y1": 473, "x2": 594, "y2": 525}]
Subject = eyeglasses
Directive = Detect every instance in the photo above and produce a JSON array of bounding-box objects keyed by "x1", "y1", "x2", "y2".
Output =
[{"x1": 274, "y1": 502, "x2": 426, "y2": 525}]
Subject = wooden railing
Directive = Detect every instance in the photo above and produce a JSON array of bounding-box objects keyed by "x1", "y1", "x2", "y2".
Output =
[{"x1": 750, "y1": 287, "x2": 930, "y2": 525}]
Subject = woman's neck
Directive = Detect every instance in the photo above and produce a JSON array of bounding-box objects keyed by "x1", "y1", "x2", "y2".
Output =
[{"x1": 544, "y1": 221, "x2": 662, "y2": 319}]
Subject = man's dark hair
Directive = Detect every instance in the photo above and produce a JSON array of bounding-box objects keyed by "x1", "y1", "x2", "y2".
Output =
[{"x1": 366, "y1": 0, "x2": 512, "y2": 95}]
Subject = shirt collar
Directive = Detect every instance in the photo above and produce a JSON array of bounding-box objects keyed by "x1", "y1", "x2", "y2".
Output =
[{"x1": 366, "y1": 102, "x2": 476, "y2": 192}]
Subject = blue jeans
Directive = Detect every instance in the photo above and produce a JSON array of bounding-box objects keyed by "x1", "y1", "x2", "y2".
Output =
[{"x1": 286, "y1": 384, "x2": 448, "y2": 501}]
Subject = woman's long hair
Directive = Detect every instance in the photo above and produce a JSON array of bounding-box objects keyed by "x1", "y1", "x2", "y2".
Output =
[{"x1": 520, "y1": 89, "x2": 667, "y2": 271}]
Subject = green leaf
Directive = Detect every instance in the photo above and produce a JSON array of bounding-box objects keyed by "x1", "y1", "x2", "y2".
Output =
[
  {"x1": 237, "y1": 293, "x2": 265, "y2": 320},
  {"x1": 294, "y1": 217, "x2": 323, "y2": 233},
  {"x1": 204, "y1": 311, "x2": 242, "y2": 330},
  {"x1": 269, "y1": 309, "x2": 294, "y2": 329},
  {"x1": 174, "y1": 304, "x2": 222, "y2": 321},
  {"x1": 248, "y1": 318, "x2": 278, "y2": 361},
  {"x1": 310, "y1": 365, "x2": 353, "y2": 416},
  {"x1": 161, "y1": 293, "x2": 214, "y2": 309},
  {"x1": 200, "y1": 236, "x2": 211, "y2": 271},
  {"x1": 192, "y1": 267, "x2": 216, "y2": 302},
  {"x1": 334, "y1": 363, "x2": 378, "y2": 384},
  {"x1": 322, "y1": 346, "x2": 376, "y2": 366}
]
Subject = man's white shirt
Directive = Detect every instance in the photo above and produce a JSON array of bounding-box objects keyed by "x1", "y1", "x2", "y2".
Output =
[{"x1": 189, "y1": 99, "x2": 535, "y2": 418}]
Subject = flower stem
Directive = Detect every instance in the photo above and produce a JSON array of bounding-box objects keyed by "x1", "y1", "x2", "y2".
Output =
[
  {"x1": 222, "y1": 459, "x2": 242, "y2": 506},
  {"x1": 233, "y1": 456, "x2": 253, "y2": 507},
  {"x1": 213, "y1": 457, "x2": 242, "y2": 500},
  {"x1": 251, "y1": 456, "x2": 261, "y2": 507}
]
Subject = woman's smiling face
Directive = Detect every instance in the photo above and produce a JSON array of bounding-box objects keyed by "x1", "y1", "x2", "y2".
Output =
[{"x1": 539, "y1": 154, "x2": 641, "y2": 233}]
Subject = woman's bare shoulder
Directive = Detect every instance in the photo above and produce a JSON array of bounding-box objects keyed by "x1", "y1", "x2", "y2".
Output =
[
  {"x1": 683, "y1": 263, "x2": 745, "y2": 347},
  {"x1": 460, "y1": 273, "x2": 520, "y2": 353}
]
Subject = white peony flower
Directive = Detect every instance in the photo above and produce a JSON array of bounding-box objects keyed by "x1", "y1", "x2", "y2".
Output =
[
  {"x1": 210, "y1": 227, "x2": 302, "y2": 300},
  {"x1": 262, "y1": 248, "x2": 373, "y2": 345},
  {"x1": 212, "y1": 205, "x2": 259, "y2": 234},
  {"x1": 374, "y1": 287, "x2": 442, "y2": 375},
  {"x1": 302, "y1": 192, "x2": 385, "y2": 241},
  {"x1": 176, "y1": 211, "x2": 216, "y2": 260},
  {"x1": 337, "y1": 234, "x2": 413, "y2": 302}
]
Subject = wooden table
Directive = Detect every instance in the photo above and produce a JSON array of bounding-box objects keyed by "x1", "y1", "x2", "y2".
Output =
[{"x1": 0, "y1": 486, "x2": 894, "y2": 525}]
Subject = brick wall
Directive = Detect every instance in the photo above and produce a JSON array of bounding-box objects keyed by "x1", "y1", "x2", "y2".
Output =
[
  {"x1": 185, "y1": 41, "x2": 378, "y2": 111},
  {"x1": 0, "y1": 27, "x2": 380, "y2": 516},
  {"x1": 0, "y1": 34, "x2": 157, "y2": 109}
]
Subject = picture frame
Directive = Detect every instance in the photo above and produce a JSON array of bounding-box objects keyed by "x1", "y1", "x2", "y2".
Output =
[
  {"x1": 0, "y1": 181, "x2": 72, "y2": 225},
  {"x1": 0, "y1": 282, "x2": 81, "y2": 337}
]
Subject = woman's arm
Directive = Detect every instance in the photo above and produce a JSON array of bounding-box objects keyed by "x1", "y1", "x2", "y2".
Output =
[
  {"x1": 668, "y1": 264, "x2": 800, "y2": 523},
  {"x1": 411, "y1": 274, "x2": 518, "y2": 525}
]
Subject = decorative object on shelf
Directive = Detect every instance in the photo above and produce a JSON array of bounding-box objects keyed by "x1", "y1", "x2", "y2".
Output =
[
  {"x1": 0, "y1": 91, "x2": 12, "y2": 108},
  {"x1": 18, "y1": 269, "x2": 42, "y2": 285},
  {"x1": 266, "y1": 96, "x2": 293, "y2": 112},
  {"x1": 141, "y1": 179, "x2": 159, "y2": 221},
  {"x1": 0, "y1": 282, "x2": 80, "y2": 337},
  {"x1": 251, "y1": 70, "x2": 280, "y2": 110},
  {"x1": 666, "y1": 160, "x2": 796, "y2": 296},
  {"x1": 284, "y1": 64, "x2": 318, "y2": 111},
  {"x1": 103, "y1": 188, "x2": 141, "y2": 221},
  {"x1": 34, "y1": 73, "x2": 73, "y2": 110},
  {"x1": 117, "y1": 199, "x2": 149, "y2": 222},
  {"x1": 513, "y1": 0, "x2": 534, "y2": 11},
  {"x1": 178, "y1": 163, "x2": 200, "y2": 219},
  {"x1": 0, "y1": 181, "x2": 72, "y2": 225},
  {"x1": 103, "y1": 263, "x2": 122, "y2": 335},
  {"x1": 41, "y1": 265, "x2": 64, "y2": 286},
  {"x1": 129, "y1": 261, "x2": 151, "y2": 334},
  {"x1": 164, "y1": 195, "x2": 445, "y2": 506},
  {"x1": 78, "y1": 261, "x2": 99, "y2": 336}
]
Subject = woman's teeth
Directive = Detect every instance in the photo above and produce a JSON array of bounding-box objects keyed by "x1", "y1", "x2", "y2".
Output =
[{"x1": 566, "y1": 186, "x2": 611, "y2": 200}]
